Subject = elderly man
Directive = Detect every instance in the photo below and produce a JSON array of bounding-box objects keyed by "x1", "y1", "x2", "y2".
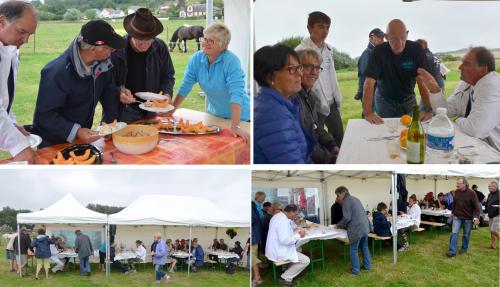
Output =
[
  {"x1": 74, "y1": 230, "x2": 93, "y2": 276},
  {"x1": 292, "y1": 49, "x2": 339, "y2": 164},
  {"x1": 485, "y1": 181, "x2": 499, "y2": 250},
  {"x1": 363, "y1": 19, "x2": 434, "y2": 124},
  {"x1": 253, "y1": 191, "x2": 266, "y2": 221},
  {"x1": 0, "y1": 1, "x2": 37, "y2": 163},
  {"x1": 33, "y1": 20, "x2": 126, "y2": 148},
  {"x1": 151, "y1": 233, "x2": 170, "y2": 283},
  {"x1": 296, "y1": 11, "x2": 344, "y2": 146},
  {"x1": 266, "y1": 204, "x2": 309, "y2": 286},
  {"x1": 111, "y1": 8, "x2": 175, "y2": 123},
  {"x1": 355, "y1": 28, "x2": 385, "y2": 116},
  {"x1": 334, "y1": 186, "x2": 371, "y2": 274},
  {"x1": 418, "y1": 47, "x2": 500, "y2": 151},
  {"x1": 446, "y1": 177, "x2": 481, "y2": 257}
]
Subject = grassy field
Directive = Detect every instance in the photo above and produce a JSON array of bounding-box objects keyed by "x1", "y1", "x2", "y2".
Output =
[
  {"x1": 0, "y1": 239, "x2": 249, "y2": 287},
  {"x1": 256, "y1": 226, "x2": 499, "y2": 287}
]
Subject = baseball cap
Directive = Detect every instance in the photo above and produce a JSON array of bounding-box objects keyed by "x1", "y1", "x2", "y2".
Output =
[
  {"x1": 81, "y1": 20, "x2": 126, "y2": 50},
  {"x1": 369, "y1": 28, "x2": 384, "y2": 37}
]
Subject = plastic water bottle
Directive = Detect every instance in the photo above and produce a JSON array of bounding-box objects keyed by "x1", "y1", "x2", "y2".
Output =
[{"x1": 426, "y1": 107, "x2": 455, "y2": 163}]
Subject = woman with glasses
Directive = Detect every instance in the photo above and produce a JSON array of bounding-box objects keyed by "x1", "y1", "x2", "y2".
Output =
[
  {"x1": 169, "y1": 22, "x2": 250, "y2": 143},
  {"x1": 293, "y1": 49, "x2": 339, "y2": 164},
  {"x1": 253, "y1": 44, "x2": 313, "y2": 164},
  {"x1": 111, "y1": 8, "x2": 175, "y2": 123}
]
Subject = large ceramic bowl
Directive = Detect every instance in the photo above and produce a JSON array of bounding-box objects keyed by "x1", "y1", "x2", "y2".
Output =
[{"x1": 112, "y1": 125, "x2": 159, "y2": 155}]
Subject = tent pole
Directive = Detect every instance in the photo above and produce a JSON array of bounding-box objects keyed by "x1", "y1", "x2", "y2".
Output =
[
  {"x1": 188, "y1": 226, "x2": 192, "y2": 276},
  {"x1": 17, "y1": 224, "x2": 21, "y2": 278},
  {"x1": 320, "y1": 171, "x2": 328, "y2": 225},
  {"x1": 215, "y1": 227, "x2": 218, "y2": 242},
  {"x1": 434, "y1": 177, "x2": 437, "y2": 197},
  {"x1": 392, "y1": 172, "x2": 398, "y2": 264},
  {"x1": 206, "y1": 0, "x2": 213, "y2": 27},
  {"x1": 106, "y1": 219, "x2": 110, "y2": 278}
]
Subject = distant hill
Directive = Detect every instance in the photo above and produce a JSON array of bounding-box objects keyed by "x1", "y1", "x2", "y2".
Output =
[{"x1": 436, "y1": 48, "x2": 500, "y2": 59}]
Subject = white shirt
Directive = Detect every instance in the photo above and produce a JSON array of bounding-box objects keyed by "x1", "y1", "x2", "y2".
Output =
[
  {"x1": 0, "y1": 43, "x2": 30, "y2": 156},
  {"x1": 49, "y1": 244, "x2": 61, "y2": 262},
  {"x1": 6, "y1": 233, "x2": 16, "y2": 250},
  {"x1": 135, "y1": 245, "x2": 147, "y2": 261},
  {"x1": 296, "y1": 37, "x2": 342, "y2": 116},
  {"x1": 407, "y1": 204, "x2": 421, "y2": 227},
  {"x1": 265, "y1": 212, "x2": 301, "y2": 263},
  {"x1": 429, "y1": 72, "x2": 500, "y2": 151}
]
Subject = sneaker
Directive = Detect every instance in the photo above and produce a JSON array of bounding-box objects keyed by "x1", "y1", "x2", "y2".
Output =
[
  {"x1": 278, "y1": 278, "x2": 296, "y2": 286},
  {"x1": 153, "y1": 280, "x2": 161, "y2": 284},
  {"x1": 446, "y1": 251, "x2": 456, "y2": 257},
  {"x1": 164, "y1": 275, "x2": 171, "y2": 283},
  {"x1": 34, "y1": 276, "x2": 39, "y2": 280},
  {"x1": 168, "y1": 268, "x2": 175, "y2": 273}
]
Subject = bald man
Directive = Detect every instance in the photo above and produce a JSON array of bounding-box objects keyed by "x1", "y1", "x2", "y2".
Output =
[
  {"x1": 0, "y1": 1, "x2": 37, "y2": 163},
  {"x1": 363, "y1": 19, "x2": 435, "y2": 124}
]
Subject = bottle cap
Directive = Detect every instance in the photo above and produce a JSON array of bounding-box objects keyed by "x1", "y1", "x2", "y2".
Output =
[{"x1": 436, "y1": 107, "x2": 447, "y2": 114}]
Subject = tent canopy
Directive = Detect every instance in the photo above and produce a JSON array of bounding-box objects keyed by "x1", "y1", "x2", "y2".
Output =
[
  {"x1": 108, "y1": 194, "x2": 248, "y2": 227},
  {"x1": 17, "y1": 193, "x2": 107, "y2": 224}
]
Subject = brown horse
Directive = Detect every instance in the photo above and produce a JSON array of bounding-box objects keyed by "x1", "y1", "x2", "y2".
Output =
[{"x1": 169, "y1": 25, "x2": 204, "y2": 53}]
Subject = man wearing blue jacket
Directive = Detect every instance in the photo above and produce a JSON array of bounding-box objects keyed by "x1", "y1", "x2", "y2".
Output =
[{"x1": 33, "y1": 20, "x2": 126, "y2": 147}]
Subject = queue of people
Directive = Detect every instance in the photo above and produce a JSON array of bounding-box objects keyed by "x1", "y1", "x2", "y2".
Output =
[{"x1": 0, "y1": 1, "x2": 251, "y2": 163}]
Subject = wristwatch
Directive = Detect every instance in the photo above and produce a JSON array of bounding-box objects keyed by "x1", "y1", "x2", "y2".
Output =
[{"x1": 422, "y1": 105, "x2": 433, "y2": 113}]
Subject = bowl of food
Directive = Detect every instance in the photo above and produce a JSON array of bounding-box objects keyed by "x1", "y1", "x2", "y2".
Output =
[{"x1": 112, "y1": 125, "x2": 159, "y2": 155}]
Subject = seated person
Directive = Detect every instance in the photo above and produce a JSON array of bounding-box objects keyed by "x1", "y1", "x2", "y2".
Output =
[
  {"x1": 173, "y1": 239, "x2": 180, "y2": 251},
  {"x1": 49, "y1": 237, "x2": 65, "y2": 274},
  {"x1": 180, "y1": 239, "x2": 188, "y2": 252},
  {"x1": 187, "y1": 238, "x2": 204, "y2": 272},
  {"x1": 165, "y1": 239, "x2": 177, "y2": 273},
  {"x1": 128, "y1": 240, "x2": 147, "y2": 271},
  {"x1": 110, "y1": 242, "x2": 132, "y2": 274},
  {"x1": 219, "y1": 239, "x2": 228, "y2": 251},
  {"x1": 373, "y1": 203, "x2": 402, "y2": 250},
  {"x1": 226, "y1": 241, "x2": 244, "y2": 266},
  {"x1": 437, "y1": 193, "x2": 449, "y2": 210},
  {"x1": 407, "y1": 195, "x2": 422, "y2": 228},
  {"x1": 209, "y1": 238, "x2": 221, "y2": 261}
]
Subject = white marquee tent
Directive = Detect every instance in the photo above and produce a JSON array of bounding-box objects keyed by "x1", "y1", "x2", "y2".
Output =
[{"x1": 252, "y1": 167, "x2": 499, "y2": 263}]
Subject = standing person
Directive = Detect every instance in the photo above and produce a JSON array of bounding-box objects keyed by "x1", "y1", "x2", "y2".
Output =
[
  {"x1": 32, "y1": 20, "x2": 125, "y2": 148},
  {"x1": 485, "y1": 181, "x2": 499, "y2": 249},
  {"x1": 74, "y1": 230, "x2": 93, "y2": 276},
  {"x1": 472, "y1": 184, "x2": 485, "y2": 205},
  {"x1": 111, "y1": 8, "x2": 175, "y2": 123},
  {"x1": 253, "y1": 191, "x2": 266, "y2": 221},
  {"x1": 334, "y1": 186, "x2": 371, "y2": 275},
  {"x1": 243, "y1": 238, "x2": 250, "y2": 270},
  {"x1": 98, "y1": 240, "x2": 107, "y2": 272},
  {"x1": 5, "y1": 233, "x2": 17, "y2": 272},
  {"x1": 13, "y1": 227, "x2": 32, "y2": 277},
  {"x1": 355, "y1": 28, "x2": 385, "y2": 117},
  {"x1": 415, "y1": 39, "x2": 445, "y2": 92},
  {"x1": 251, "y1": 192, "x2": 263, "y2": 286},
  {"x1": 363, "y1": 19, "x2": 434, "y2": 124},
  {"x1": 446, "y1": 177, "x2": 481, "y2": 257},
  {"x1": 49, "y1": 237, "x2": 65, "y2": 274},
  {"x1": 31, "y1": 228, "x2": 53, "y2": 280},
  {"x1": 296, "y1": 11, "x2": 344, "y2": 146},
  {"x1": 0, "y1": 0, "x2": 37, "y2": 163},
  {"x1": 266, "y1": 204, "x2": 309, "y2": 286},
  {"x1": 151, "y1": 233, "x2": 170, "y2": 283}
]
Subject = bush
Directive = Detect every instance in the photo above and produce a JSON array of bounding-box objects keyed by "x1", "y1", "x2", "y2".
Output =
[
  {"x1": 84, "y1": 9, "x2": 97, "y2": 20},
  {"x1": 278, "y1": 36, "x2": 303, "y2": 49},
  {"x1": 63, "y1": 8, "x2": 81, "y2": 22},
  {"x1": 332, "y1": 47, "x2": 356, "y2": 70},
  {"x1": 439, "y1": 54, "x2": 460, "y2": 62},
  {"x1": 38, "y1": 11, "x2": 59, "y2": 21}
]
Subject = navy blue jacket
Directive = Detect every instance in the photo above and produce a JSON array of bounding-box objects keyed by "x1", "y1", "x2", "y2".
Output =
[
  {"x1": 33, "y1": 40, "x2": 119, "y2": 147},
  {"x1": 251, "y1": 201, "x2": 262, "y2": 245},
  {"x1": 373, "y1": 211, "x2": 392, "y2": 237},
  {"x1": 111, "y1": 36, "x2": 175, "y2": 122},
  {"x1": 191, "y1": 245, "x2": 204, "y2": 267},
  {"x1": 31, "y1": 235, "x2": 53, "y2": 259},
  {"x1": 254, "y1": 87, "x2": 313, "y2": 164}
]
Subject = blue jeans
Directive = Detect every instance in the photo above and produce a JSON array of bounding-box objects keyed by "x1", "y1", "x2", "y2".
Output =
[
  {"x1": 349, "y1": 235, "x2": 371, "y2": 274},
  {"x1": 449, "y1": 216, "x2": 473, "y2": 254},
  {"x1": 375, "y1": 96, "x2": 416, "y2": 118},
  {"x1": 79, "y1": 256, "x2": 91, "y2": 275},
  {"x1": 245, "y1": 254, "x2": 250, "y2": 269},
  {"x1": 155, "y1": 264, "x2": 166, "y2": 281}
]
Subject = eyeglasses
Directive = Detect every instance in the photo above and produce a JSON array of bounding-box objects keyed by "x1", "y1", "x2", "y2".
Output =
[
  {"x1": 201, "y1": 37, "x2": 216, "y2": 45},
  {"x1": 282, "y1": 64, "x2": 303, "y2": 75},
  {"x1": 302, "y1": 64, "x2": 323, "y2": 73}
]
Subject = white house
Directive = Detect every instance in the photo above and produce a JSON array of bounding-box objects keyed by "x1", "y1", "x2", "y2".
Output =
[
  {"x1": 179, "y1": 4, "x2": 222, "y2": 18},
  {"x1": 98, "y1": 8, "x2": 125, "y2": 19},
  {"x1": 127, "y1": 6, "x2": 141, "y2": 15}
]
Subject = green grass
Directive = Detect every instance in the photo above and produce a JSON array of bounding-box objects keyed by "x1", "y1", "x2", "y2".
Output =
[
  {"x1": 257, "y1": 227, "x2": 499, "y2": 286},
  {"x1": 0, "y1": 240, "x2": 249, "y2": 287}
]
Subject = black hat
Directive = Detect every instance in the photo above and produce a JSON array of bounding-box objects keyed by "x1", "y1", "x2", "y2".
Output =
[
  {"x1": 123, "y1": 8, "x2": 163, "y2": 40},
  {"x1": 369, "y1": 28, "x2": 384, "y2": 37},
  {"x1": 81, "y1": 20, "x2": 126, "y2": 50}
]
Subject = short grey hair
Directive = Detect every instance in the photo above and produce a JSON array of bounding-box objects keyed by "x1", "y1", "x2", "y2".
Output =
[
  {"x1": 335, "y1": 186, "x2": 349, "y2": 195},
  {"x1": 254, "y1": 191, "x2": 265, "y2": 200},
  {"x1": 458, "y1": 176, "x2": 469, "y2": 187},
  {"x1": 0, "y1": 0, "x2": 36, "y2": 23},
  {"x1": 204, "y1": 22, "x2": 231, "y2": 48},
  {"x1": 297, "y1": 48, "x2": 322, "y2": 64},
  {"x1": 77, "y1": 35, "x2": 93, "y2": 50},
  {"x1": 490, "y1": 181, "x2": 499, "y2": 188}
]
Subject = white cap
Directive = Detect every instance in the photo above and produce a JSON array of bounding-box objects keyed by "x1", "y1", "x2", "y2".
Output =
[{"x1": 436, "y1": 107, "x2": 447, "y2": 114}]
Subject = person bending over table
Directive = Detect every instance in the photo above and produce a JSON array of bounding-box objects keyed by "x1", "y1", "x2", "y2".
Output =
[
  {"x1": 49, "y1": 237, "x2": 65, "y2": 274},
  {"x1": 167, "y1": 22, "x2": 249, "y2": 143}
]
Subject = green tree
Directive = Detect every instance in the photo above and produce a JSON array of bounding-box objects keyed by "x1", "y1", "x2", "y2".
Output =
[
  {"x1": 64, "y1": 8, "x2": 82, "y2": 21},
  {"x1": 278, "y1": 35, "x2": 303, "y2": 49},
  {"x1": 84, "y1": 9, "x2": 97, "y2": 20},
  {"x1": 86, "y1": 204, "x2": 124, "y2": 215},
  {"x1": 332, "y1": 47, "x2": 356, "y2": 70}
]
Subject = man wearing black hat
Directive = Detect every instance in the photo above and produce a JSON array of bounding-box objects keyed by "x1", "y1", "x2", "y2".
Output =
[
  {"x1": 111, "y1": 8, "x2": 175, "y2": 123},
  {"x1": 355, "y1": 28, "x2": 384, "y2": 117},
  {"x1": 33, "y1": 20, "x2": 126, "y2": 147}
]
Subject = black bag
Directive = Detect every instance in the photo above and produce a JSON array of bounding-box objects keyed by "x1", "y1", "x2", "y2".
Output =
[{"x1": 225, "y1": 262, "x2": 236, "y2": 274}]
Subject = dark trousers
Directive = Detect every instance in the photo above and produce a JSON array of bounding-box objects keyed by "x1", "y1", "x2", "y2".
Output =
[{"x1": 317, "y1": 102, "x2": 344, "y2": 147}]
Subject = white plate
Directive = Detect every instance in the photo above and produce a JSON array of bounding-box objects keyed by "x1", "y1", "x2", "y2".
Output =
[
  {"x1": 94, "y1": 122, "x2": 127, "y2": 136},
  {"x1": 26, "y1": 134, "x2": 42, "y2": 149},
  {"x1": 139, "y1": 103, "x2": 175, "y2": 113},
  {"x1": 135, "y1": 92, "x2": 169, "y2": 101}
]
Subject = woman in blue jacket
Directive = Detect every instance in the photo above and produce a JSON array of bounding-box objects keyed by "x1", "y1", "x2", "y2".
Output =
[
  {"x1": 31, "y1": 228, "x2": 54, "y2": 280},
  {"x1": 253, "y1": 44, "x2": 313, "y2": 163}
]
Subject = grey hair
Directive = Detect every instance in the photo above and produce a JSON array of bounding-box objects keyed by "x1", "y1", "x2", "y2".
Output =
[
  {"x1": 255, "y1": 191, "x2": 266, "y2": 199},
  {"x1": 204, "y1": 22, "x2": 231, "y2": 48},
  {"x1": 272, "y1": 202, "x2": 284, "y2": 211},
  {"x1": 458, "y1": 176, "x2": 469, "y2": 187},
  {"x1": 77, "y1": 35, "x2": 93, "y2": 50},
  {"x1": 297, "y1": 48, "x2": 323, "y2": 64},
  {"x1": 490, "y1": 181, "x2": 499, "y2": 188},
  {"x1": 0, "y1": 0, "x2": 36, "y2": 23},
  {"x1": 335, "y1": 186, "x2": 350, "y2": 195}
]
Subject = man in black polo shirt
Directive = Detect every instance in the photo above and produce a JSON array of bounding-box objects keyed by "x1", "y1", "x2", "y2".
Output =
[
  {"x1": 362, "y1": 19, "x2": 435, "y2": 124},
  {"x1": 111, "y1": 8, "x2": 175, "y2": 123}
]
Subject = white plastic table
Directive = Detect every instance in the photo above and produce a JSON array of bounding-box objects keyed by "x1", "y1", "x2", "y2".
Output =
[{"x1": 421, "y1": 209, "x2": 452, "y2": 218}]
